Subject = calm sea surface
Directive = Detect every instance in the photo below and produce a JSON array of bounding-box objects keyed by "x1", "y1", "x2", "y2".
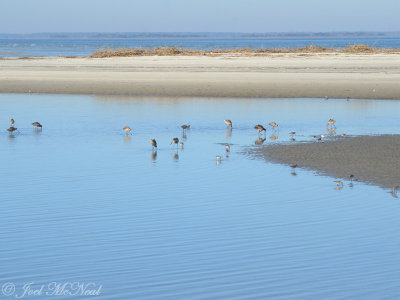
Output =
[
  {"x1": 1, "y1": 36, "x2": 400, "y2": 57},
  {"x1": 1, "y1": 94, "x2": 400, "y2": 299}
]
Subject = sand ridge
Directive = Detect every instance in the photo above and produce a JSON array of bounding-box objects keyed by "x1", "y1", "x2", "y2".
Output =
[{"x1": 1, "y1": 54, "x2": 400, "y2": 98}]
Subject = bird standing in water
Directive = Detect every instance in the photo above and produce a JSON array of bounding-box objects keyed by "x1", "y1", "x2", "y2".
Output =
[
  {"x1": 150, "y1": 139, "x2": 157, "y2": 150},
  {"x1": 32, "y1": 122, "x2": 42, "y2": 128},
  {"x1": 172, "y1": 137, "x2": 179, "y2": 149},
  {"x1": 254, "y1": 124, "x2": 266, "y2": 135},
  {"x1": 10, "y1": 118, "x2": 15, "y2": 127},
  {"x1": 224, "y1": 120, "x2": 232, "y2": 128},
  {"x1": 327, "y1": 119, "x2": 336, "y2": 127},
  {"x1": 123, "y1": 126, "x2": 132, "y2": 135},
  {"x1": 7, "y1": 126, "x2": 17, "y2": 133}
]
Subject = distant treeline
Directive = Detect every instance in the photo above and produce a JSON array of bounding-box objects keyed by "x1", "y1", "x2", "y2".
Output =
[{"x1": 1, "y1": 32, "x2": 400, "y2": 39}]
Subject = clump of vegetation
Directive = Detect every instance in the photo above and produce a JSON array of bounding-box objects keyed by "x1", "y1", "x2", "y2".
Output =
[{"x1": 89, "y1": 44, "x2": 400, "y2": 58}]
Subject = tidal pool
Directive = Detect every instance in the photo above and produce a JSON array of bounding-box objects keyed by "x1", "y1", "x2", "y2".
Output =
[{"x1": 0, "y1": 94, "x2": 399, "y2": 299}]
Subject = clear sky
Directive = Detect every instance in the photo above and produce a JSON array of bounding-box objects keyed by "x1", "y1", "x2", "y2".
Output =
[{"x1": 1, "y1": 0, "x2": 399, "y2": 33}]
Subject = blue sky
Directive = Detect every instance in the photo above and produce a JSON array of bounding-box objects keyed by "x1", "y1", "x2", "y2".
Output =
[{"x1": 1, "y1": 0, "x2": 399, "y2": 33}]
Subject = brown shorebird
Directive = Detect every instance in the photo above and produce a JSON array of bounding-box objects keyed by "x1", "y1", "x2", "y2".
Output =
[
  {"x1": 172, "y1": 137, "x2": 179, "y2": 148},
  {"x1": 32, "y1": 122, "x2": 42, "y2": 128},
  {"x1": 7, "y1": 126, "x2": 17, "y2": 133},
  {"x1": 10, "y1": 118, "x2": 15, "y2": 127},
  {"x1": 289, "y1": 131, "x2": 296, "y2": 136},
  {"x1": 290, "y1": 164, "x2": 298, "y2": 169},
  {"x1": 390, "y1": 186, "x2": 399, "y2": 198},
  {"x1": 269, "y1": 122, "x2": 278, "y2": 130},
  {"x1": 226, "y1": 145, "x2": 230, "y2": 153},
  {"x1": 216, "y1": 155, "x2": 222, "y2": 162},
  {"x1": 123, "y1": 126, "x2": 132, "y2": 135},
  {"x1": 327, "y1": 119, "x2": 336, "y2": 126},
  {"x1": 224, "y1": 120, "x2": 232, "y2": 128},
  {"x1": 334, "y1": 180, "x2": 343, "y2": 186},
  {"x1": 150, "y1": 139, "x2": 157, "y2": 150},
  {"x1": 349, "y1": 174, "x2": 355, "y2": 182},
  {"x1": 181, "y1": 124, "x2": 190, "y2": 131},
  {"x1": 254, "y1": 124, "x2": 266, "y2": 135}
]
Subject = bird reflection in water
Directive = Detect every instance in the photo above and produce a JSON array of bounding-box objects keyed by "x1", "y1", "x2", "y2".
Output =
[
  {"x1": 255, "y1": 137, "x2": 266, "y2": 145},
  {"x1": 182, "y1": 132, "x2": 187, "y2": 141},
  {"x1": 150, "y1": 151, "x2": 157, "y2": 162},
  {"x1": 225, "y1": 128, "x2": 232, "y2": 138},
  {"x1": 173, "y1": 153, "x2": 179, "y2": 161},
  {"x1": 269, "y1": 134, "x2": 278, "y2": 141},
  {"x1": 124, "y1": 135, "x2": 132, "y2": 144},
  {"x1": 327, "y1": 127, "x2": 337, "y2": 136}
]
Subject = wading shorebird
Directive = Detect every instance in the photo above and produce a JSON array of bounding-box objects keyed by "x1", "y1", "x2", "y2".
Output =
[
  {"x1": 181, "y1": 124, "x2": 190, "y2": 131},
  {"x1": 289, "y1": 131, "x2": 296, "y2": 136},
  {"x1": 326, "y1": 119, "x2": 336, "y2": 127},
  {"x1": 226, "y1": 145, "x2": 230, "y2": 153},
  {"x1": 349, "y1": 174, "x2": 355, "y2": 182},
  {"x1": 269, "y1": 122, "x2": 278, "y2": 130},
  {"x1": 150, "y1": 139, "x2": 157, "y2": 150},
  {"x1": 324, "y1": 96, "x2": 329, "y2": 100},
  {"x1": 172, "y1": 137, "x2": 179, "y2": 148},
  {"x1": 224, "y1": 120, "x2": 232, "y2": 128},
  {"x1": 216, "y1": 155, "x2": 222, "y2": 163},
  {"x1": 390, "y1": 186, "x2": 399, "y2": 198},
  {"x1": 334, "y1": 180, "x2": 343, "y2": 187},
  {"x1": 10, "y1": 118, "x2": 15, "y2": 127},
  {"x1": 123, "y1": 126, "x2": 132, "y2": 135},
  {"x1": 32, "y1": 122, "x2": 42, "y2": 128},
  {"x1": 254, "y1": 124, "x2": 266, "y2": 135},
  {"x1": 7, "y1": 126, "x2": 17, "y2": 133}
]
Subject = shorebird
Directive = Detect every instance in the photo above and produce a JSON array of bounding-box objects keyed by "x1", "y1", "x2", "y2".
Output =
[
  {"x1": 226, "y1": 145, "x2": 230, "y2": 153},
  {"x1": 289, "y1": 137, "x2": 296, "y2": 142},
  {"x1": 123, "y1": 126, "x2": 132, "y2": 135},
  {"x1": 310, "y1": 135, "x2": 317, "y2": 139},
  {"x1": 7, "y1": 126, "x2": 17, "y2": 133},
  {"x1": 150, "y1": 139, "x2": 157, "y2": 150},
  {"x1": 181, "y1": 124, "x2": 190, "y2": 131},
  {"x1": 390, "y1": 186, "x2": 399, "y2": 198},
  {"x1": 254, "y1": 124, "x2": 266, "y2": 135},
  {"x1": 289, "y1": 131, "x2": 296, "y2": 136},
  {"x1": 10, "y1": 118, "x2": 15, "y2": 127},
  {"x1": 224, "y1": 120, "x2": 232, "y2": 128},
  {"x1": 349, "y1": 174, "x2": 355, "y2": 182},
  {"x1": 172, "y1": 137, "x2": 179, "y2": 148},
  {"x1": 32, "y1": 122, "x2": 42, "y2": 128},
  {"x1": 334, "y1": 180, "x2": 343, "y2": 186},
  {"x1": 216, "y1": 155, "x2": 222, "y2": 161},
  {"x1": 269, "y1": 122, "x2": 278, "y2": 130},
  {"x1": 324, "y1": 96, "x2": 329, "y2": 100},
  {"x1": 290, "y1": 164, "x2": 298, "y2": 169},
  {"x1": 326, "y1": 119, "x2": 336, "y2": 127},
  {"x1": 340, "y1": 133, "x2": 346, "y2": 137}
]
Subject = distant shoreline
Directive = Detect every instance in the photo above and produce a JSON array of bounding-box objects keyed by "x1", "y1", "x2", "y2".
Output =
[{"x1": 1, "y1": 53, "x2": 400, "y2": 99}]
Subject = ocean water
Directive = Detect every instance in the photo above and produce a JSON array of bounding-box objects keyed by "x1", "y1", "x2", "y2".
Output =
[
  {"x1": 1, "y1": 36, "x2": 400, "y2": 57},
  {"x1": 1, "y1": 94, "x2": 400, "y2": 299}
]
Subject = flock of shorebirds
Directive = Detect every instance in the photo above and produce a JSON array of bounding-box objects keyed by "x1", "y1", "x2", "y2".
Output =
[{"x1": 6, "y1": 117, "x2": 399, "y2": 197}]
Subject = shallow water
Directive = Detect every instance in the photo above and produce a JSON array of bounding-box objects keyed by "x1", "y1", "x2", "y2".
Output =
[{"x1": 1, "y1": 94, "x2": 400, "y2": 299}]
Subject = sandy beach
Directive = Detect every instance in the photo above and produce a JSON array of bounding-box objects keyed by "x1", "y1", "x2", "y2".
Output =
[
  {"x1": 1, "y1": 54, "x2": 400, "y2": 98},
  {"x1": 253, "y1": 135, "x2": 400, "y2": 189}
]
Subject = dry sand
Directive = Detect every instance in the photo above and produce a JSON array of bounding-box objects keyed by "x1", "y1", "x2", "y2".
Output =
[
  {"x1": 253, "y1": 135, "x2": 400, "y2": 189},
  {"x1": 1, "y1": 54, "x2": 400, "y2": 98}
]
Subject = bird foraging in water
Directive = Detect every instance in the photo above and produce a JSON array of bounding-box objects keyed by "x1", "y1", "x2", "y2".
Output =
[
  {"x1": 150, "y1": 139, "x2": 157, "y2": 150},
  {"x1": 289, "y1": 131, "x2": 296, "y2": 136},
  {"x1": 269, "y1": 122, "x2": 278, "y2": 130},
  {"x1": 224, "y1": 120, "x2": 232, "y2": 128},
  {"x1": 10, "y1": 118, "x2": 15, "y2": 127},
  {"x1": 181, "y1": 124, "x2": 190, "y2": 131},
  {"x1": 172, "y1": 137, "x2": 179, "y2": 148},
  {"x1": 290, "y1": 164, "x2": 297, "y2": 169},
  {"x1": 334, "y1": 180, "x2": 343, "y2": 186},
  {"x1": 216, "y1": 155, "x2": 222, "y2": 161},
  {"x1": 349, "y1": 174, "x2": 355, "y2": 182},
  {"x1": 390, "y1": 186, "x2": 399, "y2": 198},
  {"x1": 326, "y1": 119, "x2": 336, "y2": 126},
  {"x1": 254, "y1": 124, "x2": 266, "y2": 135},
  {"x1": 7, "y1": 126, "x2": 17, "y2": 133},
  {"x1": 123, "y1": 126, "x2": 132, "y2": 135},
  {"x1": 226, "y1": 145, "x2": 230, "y2": 153},
  {"x1": 32, "y1": 122, "x2": 42, "y2": 128}
]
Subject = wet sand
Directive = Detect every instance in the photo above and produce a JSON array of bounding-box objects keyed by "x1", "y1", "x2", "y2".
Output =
[
  {"x1": 254, "y1": 135, "x2": 400, "y2": 189},
  {"x1": 1, "y1": 54, "x2": 400, "y2": 98}
]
